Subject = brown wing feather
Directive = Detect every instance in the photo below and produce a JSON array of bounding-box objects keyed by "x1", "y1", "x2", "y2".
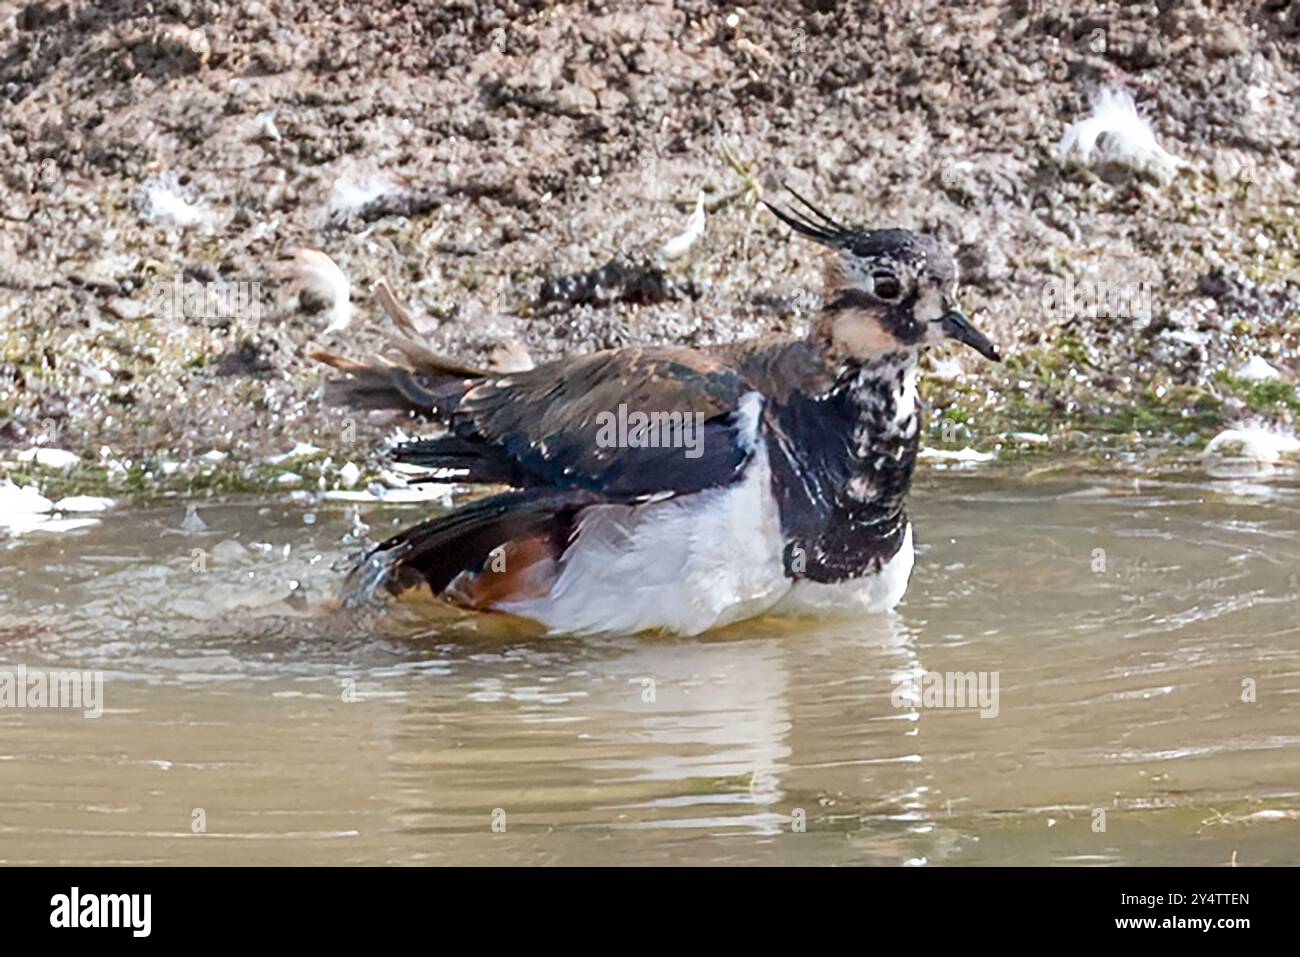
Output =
[{"x1": 443, "y1": 533, "x2": 560, "y2": 608}]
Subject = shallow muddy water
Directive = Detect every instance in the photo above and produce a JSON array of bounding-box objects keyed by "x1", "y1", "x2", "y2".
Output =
[{"x1": 2, "y1": 459, "x2": 1299, "y2": 866}]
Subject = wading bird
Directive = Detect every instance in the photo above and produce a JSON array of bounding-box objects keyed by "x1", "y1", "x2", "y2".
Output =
[{"x1": 314, "y1": 193, "x2": 1001, "y2": 636}]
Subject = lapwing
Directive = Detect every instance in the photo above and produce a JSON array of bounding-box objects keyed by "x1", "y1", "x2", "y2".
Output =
[{"x1": 314, "y1": 192, "x2": 1001, "y2": 636}]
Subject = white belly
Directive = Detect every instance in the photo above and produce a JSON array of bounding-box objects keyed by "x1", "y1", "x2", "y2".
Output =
[
  {"x1": 499, "y1": 447, "x2": 915, "y2": 636},
  {"x1": 499, "y1": 441, "x2": 790, "y2": 636}
]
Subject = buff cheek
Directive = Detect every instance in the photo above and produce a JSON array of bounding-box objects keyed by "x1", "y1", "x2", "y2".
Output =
[{"x1": 831, "y1": 311, "x2": 903, "y2": 358}]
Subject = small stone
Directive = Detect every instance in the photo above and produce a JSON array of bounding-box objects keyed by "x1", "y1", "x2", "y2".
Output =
[
  {"x1": 106, "y1": 297, "x2": 148, "y2": 321},
  {"x1": 1205, "y1": 24, "x2": 1248, "y2": 58}
]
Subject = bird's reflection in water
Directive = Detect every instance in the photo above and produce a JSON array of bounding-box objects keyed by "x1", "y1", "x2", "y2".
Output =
[{"x1": 384, "y1": 610, "x2": 923, "y2": 841}]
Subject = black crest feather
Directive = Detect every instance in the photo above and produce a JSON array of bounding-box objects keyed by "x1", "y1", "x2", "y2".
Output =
[{"x1": 763, "y1": 184, "x2": 853, "y2": 246}]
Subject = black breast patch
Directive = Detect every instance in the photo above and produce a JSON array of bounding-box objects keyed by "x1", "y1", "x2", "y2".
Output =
[{"x1": 765, "y1": 366, "x2": 918, "y2": 583}]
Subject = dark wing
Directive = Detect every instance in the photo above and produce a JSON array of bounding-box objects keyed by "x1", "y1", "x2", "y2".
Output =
[{"x1": 394, "y1": 345, "x2": 762, "y2": 498}]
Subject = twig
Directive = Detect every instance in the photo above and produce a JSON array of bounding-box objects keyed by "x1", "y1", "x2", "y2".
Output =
[{"x1": 718, "y1": 140, "x2": 761, "y2": 205}]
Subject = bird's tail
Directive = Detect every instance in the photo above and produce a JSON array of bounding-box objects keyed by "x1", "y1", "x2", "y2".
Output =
[
  {"x1": 343, "y1": 488, "x2": 600, "y2": 609},
  {"x1": 310, "y1": 338, "x2": 486, "y2": 418}
]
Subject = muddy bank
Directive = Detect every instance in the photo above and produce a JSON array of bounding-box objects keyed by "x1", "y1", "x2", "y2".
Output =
[{"x1": 1, "y1": 0, "x2": 1298, "y2": 498}]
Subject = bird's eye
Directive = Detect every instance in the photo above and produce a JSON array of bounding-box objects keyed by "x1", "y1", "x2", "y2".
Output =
[{"x1": 871, "y1": 271, "x2": 903, "y2": 302}]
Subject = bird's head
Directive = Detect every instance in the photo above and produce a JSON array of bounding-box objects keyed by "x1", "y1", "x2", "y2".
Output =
[{"x1": 766, "y1": 191, "x2": 1001, "y2": 364}]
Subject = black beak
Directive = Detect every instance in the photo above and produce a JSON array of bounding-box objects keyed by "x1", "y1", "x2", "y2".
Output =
[{"x1": 937, "y1": 310, "x2": 1001, "y2": 362}]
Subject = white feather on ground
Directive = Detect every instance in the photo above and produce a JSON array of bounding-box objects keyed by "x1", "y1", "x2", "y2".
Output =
[
  {"x1": 53, "y1": 496, "x2": 115, "y2": 512},
  {"x1": 1058, "y1": 88, "x2": 1184, "y2": 184},
  {"x1": 1203, "y1": 425, "x2": 1300, "y2": 463},
  {"x1": 16, "y1": 447, "x2": 81, "y2": 469},
  {"x1": 328, "y1": 174, "x2": 400, "y2": 221},
  {"x1": 0, "y1": 480, "x2": 103, "y2": 535},
  {"x1": 288, "y1": 249, "x2": 352, "y2": 331},
  {"x1": 0, "y1": 481, "x2": 52, "y2": 517},
  {"x1": 139, "y1": 172, "x2": 208, "y2": 227},
  {"x1": 255, "y1": 110, "x2": 282, "y2": 142},
  {"x1": 1233, "y1": 356, "x2": 1282, "y2": 381},
  {"x1": 660, "y1": 191, "x2": 706, "y2": 259},
  {"x1": 918, "y1": 446, "x2": 997, "y2": 464},
  {"x1": 337, "y1": 462, "x2": 362, "y2": 489}
]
